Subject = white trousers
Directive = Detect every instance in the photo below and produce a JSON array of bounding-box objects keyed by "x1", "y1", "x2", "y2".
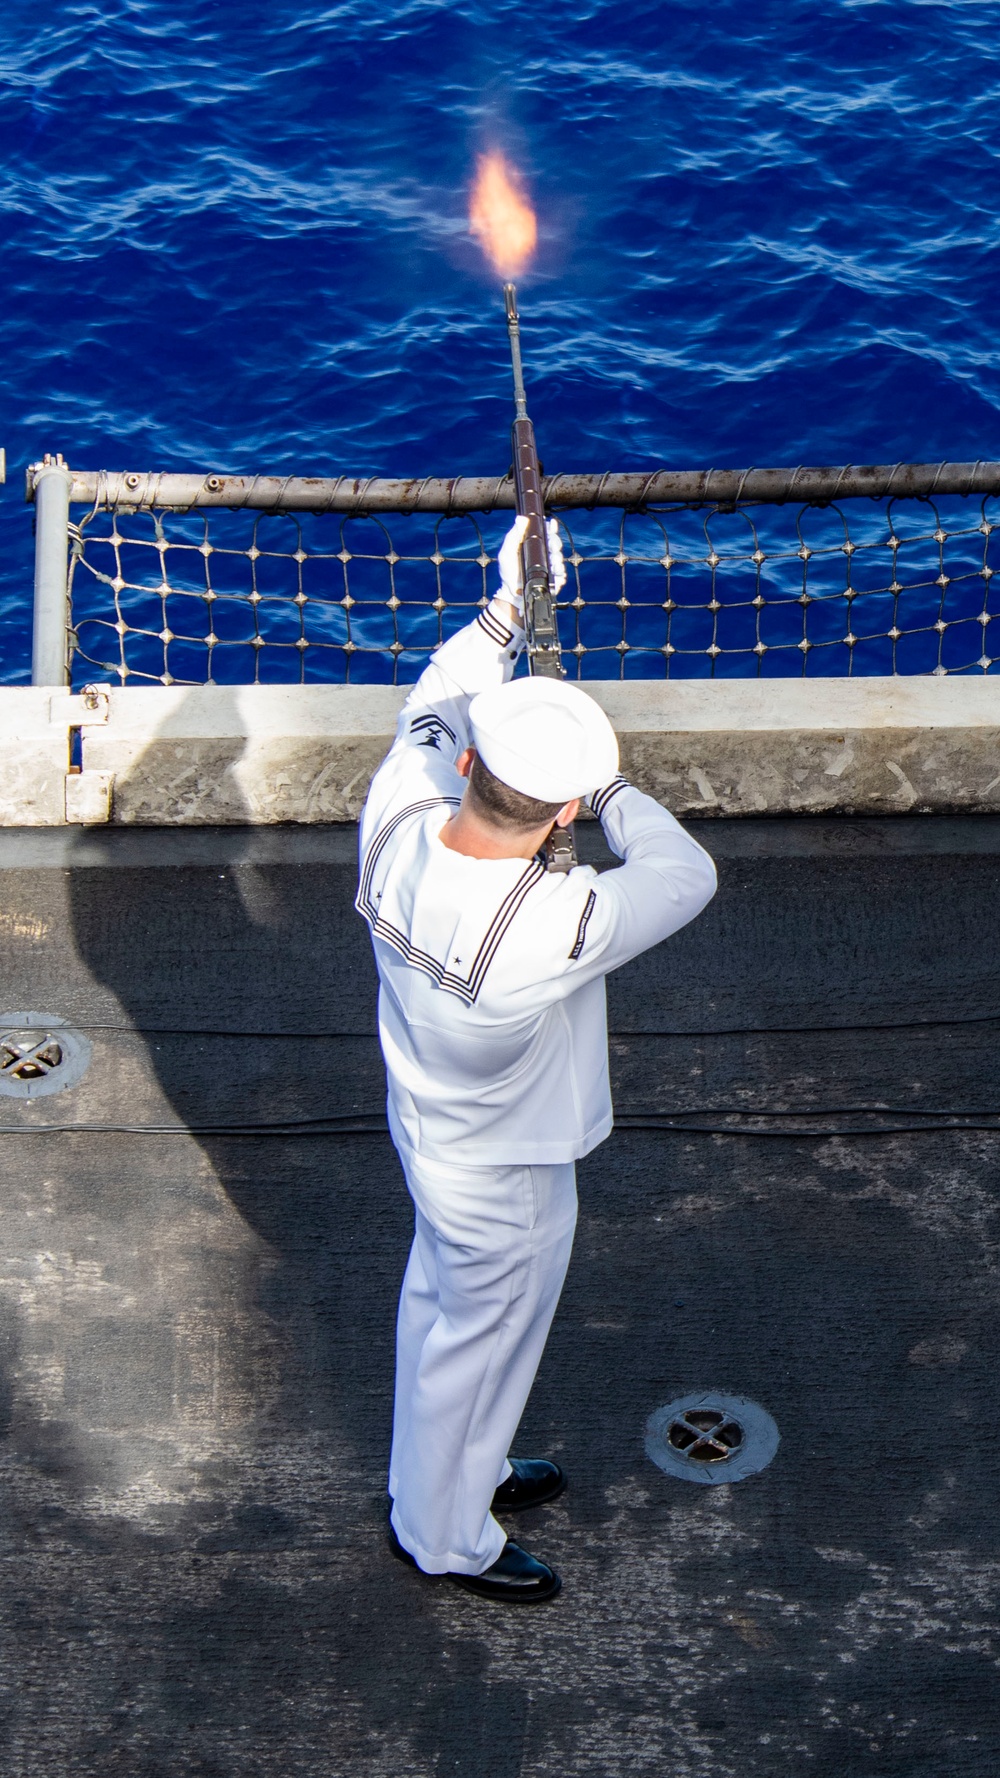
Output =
[{"x1": 388, "y1": 1145, "x2": 578, "y2": 1576}]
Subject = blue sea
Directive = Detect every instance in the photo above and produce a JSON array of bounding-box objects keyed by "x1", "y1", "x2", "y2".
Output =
[{"x1": 2, "y1": 0, "x2": 999, "y2": 683}]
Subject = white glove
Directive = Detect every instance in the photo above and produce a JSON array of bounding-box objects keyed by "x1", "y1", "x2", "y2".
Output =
[{"x1": 497, "y1": 515, "x2": 567, "y2": 616}]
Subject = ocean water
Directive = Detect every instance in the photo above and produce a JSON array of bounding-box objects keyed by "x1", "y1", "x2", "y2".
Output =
[{"x1": 2, "y1": 0, "x2": 999, "y2": 682}]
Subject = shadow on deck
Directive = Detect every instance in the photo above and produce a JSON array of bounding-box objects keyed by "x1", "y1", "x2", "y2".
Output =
[{"x1": 0, "y1": 816, "x2": 996, "y2": 1775}]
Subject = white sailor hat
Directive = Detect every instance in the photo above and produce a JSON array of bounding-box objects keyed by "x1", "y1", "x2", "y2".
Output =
[{"x1": 468, "y1": 677, "x2": 619, "y2": 803}]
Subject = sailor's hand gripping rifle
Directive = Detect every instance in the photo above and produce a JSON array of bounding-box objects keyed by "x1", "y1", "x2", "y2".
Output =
[{"x1": 502, "y1": 281, "x2": 577, "y2": 872}]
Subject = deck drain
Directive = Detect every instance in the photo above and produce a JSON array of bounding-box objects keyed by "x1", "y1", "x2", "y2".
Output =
[
  {"x1": 0, "y1": 1014, "x2": 92, "y2": 1100},
  {"x1": 645, "y1": 1392, "x2": 779, "y2": 1485}
]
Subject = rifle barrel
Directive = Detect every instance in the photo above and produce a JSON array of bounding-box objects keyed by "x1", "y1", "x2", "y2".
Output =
[
  {"x1": 503, "y1": 284, "x2": 529, "y2": 420},
  {"x1": 502, "y1": 283, "x2": 562, "y2": 681}
]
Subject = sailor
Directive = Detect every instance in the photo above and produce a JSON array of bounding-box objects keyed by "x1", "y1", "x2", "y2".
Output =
[{"x1": 356, "y1": 516, "x2": 718, "y2": 1602}]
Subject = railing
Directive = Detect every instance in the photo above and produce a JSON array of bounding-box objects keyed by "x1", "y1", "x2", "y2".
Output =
[{"x1": 26, "y1": 457, "x2": 1000, "y2": 687}]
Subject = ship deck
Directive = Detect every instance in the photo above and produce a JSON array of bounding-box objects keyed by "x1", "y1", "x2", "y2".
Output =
[{"x1": 0, "y1": 816, "x2": 996, "y2": 1776}]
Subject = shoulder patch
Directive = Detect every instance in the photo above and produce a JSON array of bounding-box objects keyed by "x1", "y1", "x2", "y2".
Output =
[
  {"x1": 409, "y1": 712, "x2": 457, "y2": 751},
  {"x1": 569, "y1": 888, "x2": 597, "y2": 959}
]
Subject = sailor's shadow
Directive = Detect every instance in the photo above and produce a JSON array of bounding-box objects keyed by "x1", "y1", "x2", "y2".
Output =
[{"x1": 65, "y1": 735, "x2": 390, "y2": 1353}]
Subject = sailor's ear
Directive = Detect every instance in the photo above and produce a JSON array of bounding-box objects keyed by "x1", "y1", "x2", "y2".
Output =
[
  {"x1": 555, "y1": 797, "x2": 580, "y2": 829},
  {"x1": 456, "y1": 747, "x2": 476, "y2": 779}
]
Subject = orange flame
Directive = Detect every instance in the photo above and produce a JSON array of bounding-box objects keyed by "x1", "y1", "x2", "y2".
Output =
[{"x1": 469, "y1": 152, "x2": 537, "y2": 279}]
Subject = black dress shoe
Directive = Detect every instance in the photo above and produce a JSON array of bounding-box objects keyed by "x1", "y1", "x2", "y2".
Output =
[
  {"x1": 492, "y1": 1457, "x2": 566, "y2": 1513},
  {"x1": 387, "y1": 1515, "x2": 561, "y2": 1602},
  {"x1": 452, "y1": 1539, "x2": 561, "y2": 1602}
]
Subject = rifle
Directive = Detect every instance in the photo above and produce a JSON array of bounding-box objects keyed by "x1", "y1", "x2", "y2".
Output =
[{"x1": 502, "y1": 281, "x2": 577, "y2": 873}]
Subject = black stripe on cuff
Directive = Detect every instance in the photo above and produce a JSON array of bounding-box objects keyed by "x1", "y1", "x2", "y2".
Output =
[
  {"x1": 476, "y1": 607, "x2": 514, "y2": 647},
  {"x1": 591, "y1": 776, "x2": 630, "y2": 821}
]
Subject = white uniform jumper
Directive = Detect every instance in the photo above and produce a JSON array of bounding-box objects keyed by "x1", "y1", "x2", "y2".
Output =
[{"x1": 357, "y1": 598, "x2": 717, "y2": 1575}]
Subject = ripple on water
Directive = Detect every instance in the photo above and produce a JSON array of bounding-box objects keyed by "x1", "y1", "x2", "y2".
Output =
[{"x1": 0, "y1": 1, "x2": 997, "y2": 678}]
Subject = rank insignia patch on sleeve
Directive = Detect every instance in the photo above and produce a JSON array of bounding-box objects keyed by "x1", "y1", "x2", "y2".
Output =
[{"x1": 409, "y1": 712, "x2": 456, "y2": 751}]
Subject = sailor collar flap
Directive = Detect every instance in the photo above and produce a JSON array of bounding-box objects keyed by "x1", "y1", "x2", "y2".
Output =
[{"x1": 356, "y1": 796, "x2": 548, "y2": 1005}]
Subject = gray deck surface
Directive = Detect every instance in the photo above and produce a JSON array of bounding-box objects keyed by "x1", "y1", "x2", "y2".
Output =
[{"x1": 0, "y1": 816, "x2": 997, "y2": 1775}]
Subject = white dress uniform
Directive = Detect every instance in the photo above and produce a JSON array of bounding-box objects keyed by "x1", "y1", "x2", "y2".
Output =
[{"x1": 357, "y1": 595, "x2": 717, "y2": 1576}]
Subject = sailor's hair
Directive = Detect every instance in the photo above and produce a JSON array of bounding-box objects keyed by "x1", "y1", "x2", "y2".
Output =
[{"x1": 467, "y1": 752, "x2": 565, "y2": 832}]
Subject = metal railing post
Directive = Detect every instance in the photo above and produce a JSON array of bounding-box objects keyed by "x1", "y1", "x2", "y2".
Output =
[{"x1": 30, "y1": 455, "x2": 72, "y2": 686}]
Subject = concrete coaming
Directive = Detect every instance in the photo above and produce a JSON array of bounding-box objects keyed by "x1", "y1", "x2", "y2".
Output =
[
  {"x1": 4, "y1": 675, "x2": 1000, "y2": 822},
  {"x1": 0, "y1": 817, "x2": 997, "y2": 1774}
]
